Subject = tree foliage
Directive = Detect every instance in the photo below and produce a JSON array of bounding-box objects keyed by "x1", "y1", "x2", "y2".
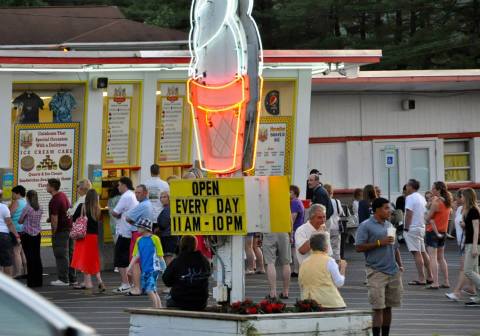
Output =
[{"x1": 4, "y1": 0, "x2": 480, "y2": 69}]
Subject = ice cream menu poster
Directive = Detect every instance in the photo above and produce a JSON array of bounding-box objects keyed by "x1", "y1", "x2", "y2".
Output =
[
  {"x1": 13, "y1": 123, "x2": 79, "y2": 230},
  {"x1": 255, "y1": 123, "x2": 287, "y2": 176},
  {"x1": 158, "y1": 83, "x2": 185, "y2": 163},
  {"x1": 104, "y1": 85, "x2": 132, "y2": 166}
]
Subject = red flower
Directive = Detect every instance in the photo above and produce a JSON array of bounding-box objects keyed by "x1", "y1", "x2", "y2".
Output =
[
  {"x1": 246, "y1": 307, "x2": 258, "y2": 314},
  {"x1": 264, "y1": 304, "x2": 273, "y2": 313},
  {"x1": 231, "y1": 302, "x2": 241, "y2": 309}
]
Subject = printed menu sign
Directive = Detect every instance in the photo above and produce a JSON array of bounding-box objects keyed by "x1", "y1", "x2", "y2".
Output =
[
  {"x1": 104, "y1": 85, "x2": 132, "y2": 166},
  {"x1": 158, "y1": 84, "x2": 185, "y2": 163},
  {"x1": 255, "y1": 123, "x2": 287, "y2": 176},
  {"x1": 13, "y1": 123, "x2": 79, "y2": 230}
]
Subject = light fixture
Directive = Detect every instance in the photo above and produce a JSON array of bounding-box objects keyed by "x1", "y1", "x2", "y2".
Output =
[
  {"x1": 156, "y1": 90, "x2": 162, "y2": 95},
  {"x1": 102, "y1": 91, "x2": 108, "y2": 97}
]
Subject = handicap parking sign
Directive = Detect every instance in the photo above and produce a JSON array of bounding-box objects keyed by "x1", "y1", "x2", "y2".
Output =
[{"x1": 385, "y1": 147, "x2": 396, "y2": 168}]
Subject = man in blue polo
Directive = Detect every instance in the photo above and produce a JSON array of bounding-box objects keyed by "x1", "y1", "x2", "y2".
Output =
[
  {"x1": 125, "y1": 184, "x2": 155, "y2": 296},
  {"x1": 355, "y1": 198, "x2": 404, "y2": 336}
]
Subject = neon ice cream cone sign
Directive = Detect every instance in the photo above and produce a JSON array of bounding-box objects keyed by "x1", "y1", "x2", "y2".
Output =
[{"x1": 188, "y1": 0, "x2": 263, "y2": 174}]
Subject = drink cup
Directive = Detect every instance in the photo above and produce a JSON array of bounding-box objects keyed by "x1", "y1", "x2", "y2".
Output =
[{"x1": 387, "y1": 227, "x2": 396, "y2": 244}]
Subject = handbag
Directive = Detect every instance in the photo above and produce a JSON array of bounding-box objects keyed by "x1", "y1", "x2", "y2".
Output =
[{"x1": 70, "y1": 204, "x2": 87, "y2": 240}]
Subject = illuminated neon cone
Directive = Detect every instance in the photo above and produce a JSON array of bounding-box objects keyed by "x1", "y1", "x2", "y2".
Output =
[
  {"x1": 187, "y1": 75, "x2": 249, "y2": 174},
  {"x1": 188, "y1": 0, "x2": 262, "y2": 174}
]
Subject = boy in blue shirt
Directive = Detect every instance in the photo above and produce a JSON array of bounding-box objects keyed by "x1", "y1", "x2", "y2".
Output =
[{"x1": 127, "y1": 218, "x2": 166, "y2": 308}]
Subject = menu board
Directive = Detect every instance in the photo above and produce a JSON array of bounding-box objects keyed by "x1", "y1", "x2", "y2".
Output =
[
  {"x1": 13, "y1": 123, "x2": 79, "y2": 230},
  {"x1": 158, "y1": 83, "x2": 186, "y2": 164},
  {"x1": 104, "y1": 85, "x2": 133, "y2": 166},
  {"x1": 255, "y1": 123, "x2": 287, "y2": 176}
]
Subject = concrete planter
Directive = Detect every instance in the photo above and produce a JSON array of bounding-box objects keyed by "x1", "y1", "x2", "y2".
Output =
[{"x1": 127, "y1": 308, "x2": 372, "y2": 336}]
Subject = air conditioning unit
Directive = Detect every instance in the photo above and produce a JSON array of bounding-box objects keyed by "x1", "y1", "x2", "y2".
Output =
[
  {"x1": 91, "y1": 77, "x2": 108, "y2": 90},
  {"x1": 401, "y1": 99, "x2": 415, "y2": 111}
]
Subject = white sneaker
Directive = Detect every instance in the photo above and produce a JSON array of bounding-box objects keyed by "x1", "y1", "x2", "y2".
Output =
[
  {"x1": 50, "y1": 280, "x2": 69, "y2": 286},
  {"x1": 112, "y1": 284, "x2": 131, "y2": 293},
  {"x1": 445, "y1": 292, "x2": 460, "y2": 301},
  {"x1": 161, "y1": 288, "x2": 170, "y2": 294},
  {"x1": 114, "y1": 267, "x2": 119, "y2": 273}
]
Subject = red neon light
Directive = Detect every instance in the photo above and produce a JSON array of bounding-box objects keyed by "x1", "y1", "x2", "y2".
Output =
[{"x1": 187, "y1": 75, "x2": 250, "y2": 174}]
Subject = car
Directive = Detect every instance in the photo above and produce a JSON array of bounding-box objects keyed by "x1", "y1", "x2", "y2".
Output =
[{"x1": 0, "y1": 272, "x2": 97, "y2": 336}]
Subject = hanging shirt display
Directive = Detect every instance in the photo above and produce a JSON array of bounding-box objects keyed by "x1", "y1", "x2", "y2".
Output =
[
  {"x1": 49, "y1": 91, "x2": 76, "y2": 123},
  {"x1": 13, "y1": 92, "x2": 44, "y2": 123}
]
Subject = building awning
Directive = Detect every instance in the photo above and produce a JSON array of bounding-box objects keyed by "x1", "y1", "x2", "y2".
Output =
[{"x1": 0, "y1": 49, "x2": 382, "y2": 74}]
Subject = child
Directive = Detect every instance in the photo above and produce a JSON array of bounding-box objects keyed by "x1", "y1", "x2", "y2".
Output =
[{"x1": 127, "y1": 218, "x2": 166, "y2": 308}]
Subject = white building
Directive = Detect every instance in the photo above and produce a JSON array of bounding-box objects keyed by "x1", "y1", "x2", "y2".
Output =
[{"x1": 310, "y1": 70, "x2": 480, "y2": 199}]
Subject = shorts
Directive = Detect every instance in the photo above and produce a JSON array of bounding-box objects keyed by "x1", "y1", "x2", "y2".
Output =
[
  {"x1": 262, "y1": 232, "x2": 292, "y2": 265},
  {"x1": 0, "y1": 233, "x2": 13, "y2": 267},
  {"x1": 161, "y1": 236, "x2": 179, "y2": 256},
  {"x1": 425, "y1": 231, "x2": 446, "y2": 248},
  {"x1": 129, "y1": 231, "x2": 142, "y2": 261},
  {"x1": 366, "y1": 267, "x2": 403, "y2": 310},
  {"x1": 141, "y1": 271, "x2": 159, "y2": 293},
  {"x1": 114, "y1": 236, "x2": 131, "y2": 268},
  {"x1": 405, "y1": 229, "x2": 426, "y2": 252}
]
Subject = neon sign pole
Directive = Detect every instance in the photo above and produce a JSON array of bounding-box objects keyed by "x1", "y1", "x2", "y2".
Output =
[{"x1": 188, "y1": 0, "x2": 263, "y2": 302}]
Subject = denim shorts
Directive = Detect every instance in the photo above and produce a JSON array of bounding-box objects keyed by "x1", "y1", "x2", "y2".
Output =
[
  {"x1": 425, "y1": 231, "x2": 446, "y2": 248},
  {"x1": 141, "y1": 271, "x2": 159, "y2": 293},
  {"x1": 0, "y1": 232, "x2": 13, "y2": 267}
]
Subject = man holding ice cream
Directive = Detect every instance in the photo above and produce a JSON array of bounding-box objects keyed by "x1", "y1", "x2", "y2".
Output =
[{"x1": 355, "y1": 197, "x2": 404, "y2": 336}]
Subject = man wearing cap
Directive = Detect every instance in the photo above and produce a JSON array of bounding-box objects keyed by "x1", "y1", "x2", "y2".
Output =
[{"x1": 307, "y1": 173, "x2": 333, "y2": 220}]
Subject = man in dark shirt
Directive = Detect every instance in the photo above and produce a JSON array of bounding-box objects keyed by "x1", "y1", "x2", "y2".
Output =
[
  {"x1": 47, "y1": 178, "x2": 75, "y2": 286},
  {"x1": 305, "y1": 169, "x2": 320, "y2": 200},
  {"x1": 308, "y1": 173, "x2": 333, "y2": 220}
]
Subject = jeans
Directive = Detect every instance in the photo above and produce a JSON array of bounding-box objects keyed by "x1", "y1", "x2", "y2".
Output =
[
  {"x1": 464, "y1": 244, "x2": 480, "y2": 299},
  {"x1": 21, "y1": 233, "x2": 43, "y2": 287},
  {"x1": 51, "y1": 231, "x2": 76, "y2": 283}
]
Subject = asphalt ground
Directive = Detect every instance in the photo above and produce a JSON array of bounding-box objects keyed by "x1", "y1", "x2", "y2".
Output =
[{"x1": 28, "y1": 242, "x2": 480, "y2": 336}]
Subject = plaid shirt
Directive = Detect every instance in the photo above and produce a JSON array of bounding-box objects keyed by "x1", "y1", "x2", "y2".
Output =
[{"x1": 19, "y1": 205, "x2": 42, "y2": 236}]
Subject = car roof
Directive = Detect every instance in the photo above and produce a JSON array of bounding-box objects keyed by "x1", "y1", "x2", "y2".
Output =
[{"x1": 0, "y1": 272, "x2": 96, "y2": 335}]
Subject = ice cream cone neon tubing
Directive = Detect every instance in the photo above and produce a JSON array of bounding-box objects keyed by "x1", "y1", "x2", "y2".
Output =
[{"x1": 188, "y1": 0, "x2": 263, "y2": 174}]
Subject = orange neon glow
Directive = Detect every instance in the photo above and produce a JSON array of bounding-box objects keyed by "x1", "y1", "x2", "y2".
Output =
[
  {"x1": 243, "y1": 76, "x2": 264, "y2": 173},
  {"x1": 187, "y1": 75, "x2": 250, "y2": 174}
]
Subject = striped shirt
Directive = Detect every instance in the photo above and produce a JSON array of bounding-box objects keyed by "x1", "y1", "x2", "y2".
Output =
[{"x1": 19, "y1": 205, "x2": 42, "y2": 236}]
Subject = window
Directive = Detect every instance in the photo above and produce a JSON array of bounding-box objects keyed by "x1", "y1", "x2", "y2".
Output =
[{"x1": 444, "y1": 140, "x2": 471, "y2": 182}]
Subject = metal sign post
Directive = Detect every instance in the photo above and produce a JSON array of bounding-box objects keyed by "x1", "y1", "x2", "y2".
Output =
[{"x1": 384, "y1": 146, "x2": 396, "y2": 202}]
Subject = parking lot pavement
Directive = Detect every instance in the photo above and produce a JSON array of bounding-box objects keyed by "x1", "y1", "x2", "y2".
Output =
[{"x1": 32, "y1": 243, "x2": 479, "y2": 336}]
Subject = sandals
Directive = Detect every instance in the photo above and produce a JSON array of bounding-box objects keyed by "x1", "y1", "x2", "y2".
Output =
[
  {"x1": 279, "y1": 293, "x2": 289, "y2": 299},
  {"x1": 426, "y1": 285, "x2": 439, "y2": 290},
  {"x1": 98, "y1": 282, "x2": 106, "y2": 293},
  {"x1": 440, "y1": 284, "x2": 450, "y2": 289},
  {"x1": 245, "y1": 270, "x2": 255, "y2": 275},
  {"x1": 408, "y1": 280, "x2": 426, "y2": 286}
]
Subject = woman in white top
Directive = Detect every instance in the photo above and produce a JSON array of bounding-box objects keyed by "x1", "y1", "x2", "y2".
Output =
[{"x1": 446, "y1": 189, "x2": 476, "y2": 301}]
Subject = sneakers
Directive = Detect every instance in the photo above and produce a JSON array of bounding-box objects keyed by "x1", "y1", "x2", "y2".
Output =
[
  {"x1": 112, "y1": 284, "x2": 131, "y2": 293},
  {"x1": 445, "y1": 292, "x2": 460, "y2": 301},
  {"x1": 50, "y1": 280, "x2": 69, "y2": 286}
]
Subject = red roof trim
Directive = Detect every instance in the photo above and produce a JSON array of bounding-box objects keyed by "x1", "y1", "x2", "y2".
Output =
[
  {"x1": 0, "y1": 57, "x2": 190, "y2": 64},
  {"x1": 334, "y1": 183, "x2": 480, "y2": 195},
  {"x1": 0, "y1": 54, "x2": 381, "y2": 65},
  {"x1": 309, "y1": 132, "x2": 480, "y2": 144}
]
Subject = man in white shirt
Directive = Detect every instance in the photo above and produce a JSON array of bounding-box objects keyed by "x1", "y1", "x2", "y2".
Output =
[
  {"x1": 111, "y1": 177, "x2": 139, "y2": 293},
  {"x1": 143, "y1": 164, "x2": 170, "y2": 223},
  {"x1": 404, "y1": 179, "x2": 433, "y2": 285},
  {"x1": 295, "y1": 204, "x2": 332, "y2": 265}
]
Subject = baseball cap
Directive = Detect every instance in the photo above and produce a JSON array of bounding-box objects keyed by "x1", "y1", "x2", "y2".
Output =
[{"x1": 134, "y1": 218, "x2": 153, "y2": 231}]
